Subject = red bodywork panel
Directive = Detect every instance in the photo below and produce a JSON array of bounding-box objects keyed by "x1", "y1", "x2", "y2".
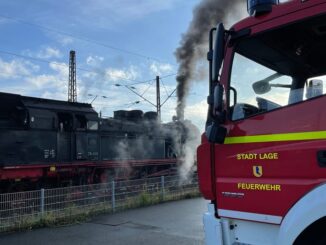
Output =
[
  {"x1": 197, "y1": 0, "x2": 326, "y2": 222},
  {"x1": 197, "y1": 134, "x2": 215, "y2": 200}
]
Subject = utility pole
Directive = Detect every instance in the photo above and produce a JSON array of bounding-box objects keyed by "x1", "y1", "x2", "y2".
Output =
[
  {"x1": 68, "y1": 50, "x2": 77, "y2": 102},
  {"x1": 156, "y1": 76, "x2": 161, "y2": 121}
]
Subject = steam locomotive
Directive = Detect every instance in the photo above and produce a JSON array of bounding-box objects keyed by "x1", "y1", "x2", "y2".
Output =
[{"x1": 0, "y1": 92, "x2": 192, "y2": 192}]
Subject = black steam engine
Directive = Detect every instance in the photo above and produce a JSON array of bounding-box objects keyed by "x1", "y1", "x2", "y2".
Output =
[{"x1": 0, "y1": 92, "x2": 188, "y2": 192}]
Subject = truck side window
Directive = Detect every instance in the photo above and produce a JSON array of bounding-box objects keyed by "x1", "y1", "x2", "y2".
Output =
[{"x1": 230, "y1": 53, "x2": 292, "y2": 121}]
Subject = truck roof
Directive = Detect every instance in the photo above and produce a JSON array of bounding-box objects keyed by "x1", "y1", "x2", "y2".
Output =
[
  {"x1": 232, "y1": 0, "x2": 326, "y2": 32},
  {"x1": 231, "y1": 0, "x2": 326, "y2": 78}
]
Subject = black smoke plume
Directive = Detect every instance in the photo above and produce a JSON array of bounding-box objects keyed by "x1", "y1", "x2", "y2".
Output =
[{"x1": 175, "y1": 0, "x2": 245, "y2": 119}]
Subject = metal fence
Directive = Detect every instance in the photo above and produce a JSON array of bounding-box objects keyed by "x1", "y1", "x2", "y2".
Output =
[{"x1": 0, "y1": 175, "x2": 199, "y2": 233}]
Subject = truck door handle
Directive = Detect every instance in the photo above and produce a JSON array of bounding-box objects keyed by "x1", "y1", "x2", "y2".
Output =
[{"x1": 317, "y1": 150, "x2": 326, "y2": 167}]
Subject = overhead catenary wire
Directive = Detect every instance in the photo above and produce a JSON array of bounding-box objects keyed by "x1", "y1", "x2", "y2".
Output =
[
  {"x1": 0, "y1": 59, "x2": 178, "y2": 108},
  {"x1": 94, "y1": 100, "x2": 145, "y2": 110},
  {"x1": 0, "y1": 65, "x2": 178, "y2": 112},
  {"x1": 0, "y1": 49, "x2": 138, "y2": 85},
  {"x1": 134, "y1": 73, "x2": 178, "y2": 99},
  {"x1": 114, "y1": 72, "x2": 178, "y2": 86},
  {"x1": 140, "y1": 79, "x2": 155, "y2": 97},
  {"x1": 160, "y1": 78, "x2": 170, "y2": 98},
  {"x1": 114, "y1": 73, "x2": 179, "y2": 110},
  {"x1": 0, "y1": 14, "x2": 182, "y2": 111},
  {"x1": 0, "y1": 49, "x2": 178, "y2": 86},
  {"x1": 0, "y1": 14, "x2": 168, "y2": 63},
  {"x1": 161, "y1": 88, "x2": 176, "y2": 107}
]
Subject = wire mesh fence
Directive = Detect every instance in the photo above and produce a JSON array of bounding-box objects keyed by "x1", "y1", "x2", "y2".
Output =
[{"x1": 0, "y1": 175, "x2": 199, "y2": 233}]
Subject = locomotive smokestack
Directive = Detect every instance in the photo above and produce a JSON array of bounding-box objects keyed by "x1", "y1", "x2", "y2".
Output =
[{"x1": 175, "y1": 0, "x2": 244, "y2": 119}]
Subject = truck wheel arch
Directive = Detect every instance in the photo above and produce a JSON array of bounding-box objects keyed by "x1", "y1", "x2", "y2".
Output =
[{"x1": 277, "y1": 183, "x2": 326, "y2": 245}]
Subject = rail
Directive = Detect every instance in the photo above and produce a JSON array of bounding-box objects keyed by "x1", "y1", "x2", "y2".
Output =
[{"x1": 0, "y1": 175, "x2": 199, "y2": 233}]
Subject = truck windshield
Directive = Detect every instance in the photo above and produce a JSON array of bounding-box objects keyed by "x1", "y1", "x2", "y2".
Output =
[{"x1": 229, "y1": 14, "x2": 326, "y2": 120}]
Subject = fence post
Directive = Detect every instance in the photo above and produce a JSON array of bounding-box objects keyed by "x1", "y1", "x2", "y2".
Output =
[
  {"x1": 111, "y1": 180, "x2": 115, "y2": 212},
  {"x1": 40, "y1": 188, "x2": 45, "y2": 216},
  {"x1": 161, "y1": 176, "x2": 165, "y2": 200}
]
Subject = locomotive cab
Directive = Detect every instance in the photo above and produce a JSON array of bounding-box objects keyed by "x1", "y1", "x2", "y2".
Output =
[{"x1": 0, "y1": 92, "x2": 29, "y2": 129}]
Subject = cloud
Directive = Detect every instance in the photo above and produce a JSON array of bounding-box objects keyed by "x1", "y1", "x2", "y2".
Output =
[
  {"x1": 49, "y1": 62, "x2": 69, "y2": 76},
  {"x1": 42, "y1": 32, "x2": 75, "y2": 46},
  {"x1": 104, "y1": 66, "x2": 140, "y2": 82},
  {"x1": 26, "y1": 74, "x2": 61, "y2": 89},
  {"x1": 150, "y1": 61, "x2": 174, "y2": 76},
  {"x1": 41, "y1": 90, "x2": 67, "y2": 101},
  {"x1": 56, "y1": 34, "x2": 74, "y2": 46},
  {"x1": 38, "y1": 47, "x2": 62, "y2": 59},
  {"x1": 78, "y1": 64, "x2": 143, "y2": 105},
  {"x1": 0, "y1": 58, "x2": 39, "y2": 79},
  {"x1": 24, "y1": 62, "x2": 68, "y2": 90},
  {"x1": 23, "y1": 46, "x2": 63, "y2": 59},
  {"x1": 86, "y1": 55, "x2": 104, "y2": 66}
]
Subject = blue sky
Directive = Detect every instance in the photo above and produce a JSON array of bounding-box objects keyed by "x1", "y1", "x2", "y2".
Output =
[{"x1": 0, "y1": 0, "x2": 246, "y2": 131}]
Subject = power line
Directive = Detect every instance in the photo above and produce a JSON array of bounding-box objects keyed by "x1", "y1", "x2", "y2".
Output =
[
  {"x1": 161, "y1": 88, "x2": 176, "y2": 107},
  {"x1": 0, "y1": 14, "x2": 166, "y2": 62},
  {"x1": 0, "y1": 49, "x2": 137, "y2": 84},
  {"x1": 160, "y1": 73, "x2": 178, "y2": 79},
  {"x1": 0, "y1": 49, "x2": 177, "y2": 86},
  {"x1": 0, "y1": 69, "x2": 68, "y2": 85},
  {"x1": 160, "y1": 78, "x2": 170, "y2": 98},
  {"x1": 140, "y1": 79, "x2": 155, "y2": 97},
  {"x1": 115, "y1": 83, "x2": 156, "y2": 107},
  {"x1": 134, "y1": 73, "x2": 178, "y2": 98},
  {"x1": 128, "y1": 78, "x2": 155, "y2": 86},
  {"x1": 126, "y1": 73, "x2": 178, "y2": 86},
  {"x1": 0, "y1": 49, "x2": 68, "y2": 68},
  {"x1": 93, "y1": 100, "x2": 144, "y2": 109}
]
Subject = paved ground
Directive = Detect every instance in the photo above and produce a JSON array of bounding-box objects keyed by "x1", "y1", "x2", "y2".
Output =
[{"x1": 0, "y1": 198, "x2": 208, "y2": 245}]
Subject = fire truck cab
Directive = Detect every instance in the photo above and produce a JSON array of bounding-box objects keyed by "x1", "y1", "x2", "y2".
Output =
[{"x1": 198, "y1": 0, "x2": 326, "y2": 244}]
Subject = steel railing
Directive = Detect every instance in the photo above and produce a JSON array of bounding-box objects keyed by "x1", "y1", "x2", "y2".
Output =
[{"x1": 0, "y1": 175, "x2": 199, "y2": 233}]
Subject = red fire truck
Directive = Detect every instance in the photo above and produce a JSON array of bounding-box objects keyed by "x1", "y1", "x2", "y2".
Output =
[{"x1": 197, "y1": 0, "x2": 326, "y2": 244}]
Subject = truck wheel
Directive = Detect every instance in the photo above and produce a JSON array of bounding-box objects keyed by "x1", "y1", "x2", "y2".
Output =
[
  {"x1": 294, "y1": 217, "x2": 326, "y2": 245},
  {"x1": 295, "y1": 235, "x2": 326, "y2": 245}
]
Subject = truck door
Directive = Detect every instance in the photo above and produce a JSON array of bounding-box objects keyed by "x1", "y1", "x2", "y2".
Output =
[{"x1": 216, "y1": 29, "x2": 326, "y2": 224}]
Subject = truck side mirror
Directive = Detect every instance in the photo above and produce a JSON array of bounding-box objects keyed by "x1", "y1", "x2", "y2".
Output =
[
  {"x1": 205, "y1": 122, "x2": 227, "y2": 144},
  {"x1": 213, "y1": 83, "x2": 224, "y2": 113},
  {"x1": 212, "y1": 23, "x2": 225, "y2": 83},
  {"x1": 205, "y1": 83, "x2": 227, "y2": 144},
  {"x1": 252, "y1": 80, "x2": 271, "y2": 94}
]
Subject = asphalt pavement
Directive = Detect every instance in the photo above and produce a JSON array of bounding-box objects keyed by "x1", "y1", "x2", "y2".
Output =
[{"x1": 0, "y1": 198, "x2": 208, "y2": 245}]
